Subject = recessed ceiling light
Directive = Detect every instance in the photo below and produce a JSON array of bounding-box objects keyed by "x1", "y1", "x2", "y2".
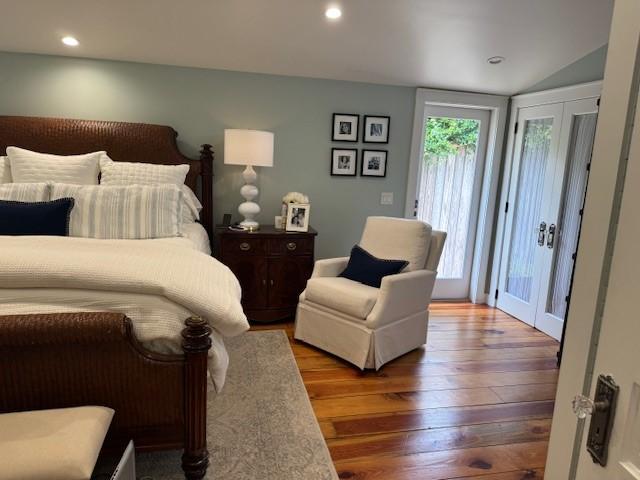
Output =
[
  {"x1": 487, "y1": 56, "x2": 505, "y2": 65},
  {"x1": 61, "y1": 36, "x2": 79, "y2": 47},
  {"x1": 325, "y1": 7, "x2": 342, "y2": 20}
]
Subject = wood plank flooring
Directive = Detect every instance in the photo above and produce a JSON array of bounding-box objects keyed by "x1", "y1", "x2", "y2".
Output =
[{"x1": 251, "y1": 303, "x2": 559, "y2": 479}]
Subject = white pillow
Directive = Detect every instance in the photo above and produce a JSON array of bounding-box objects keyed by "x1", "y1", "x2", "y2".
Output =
[
  {"x1": 99, "y1": 157, "x2": 189, "y2": 185},
  {"x1": 0, "y1": 156, "x2": 11, "y2": 183},
  {"x1": 99, "y1": 157, "x2": 199, "y2": 221},
  {"x1": 50, "y1": 183, "x2": 183, "y2": 239},
  {"x1": 0, "y1": 183, "x2": 49, "y2": 202},
  {"x1": 7, "y1": 147, "x2": 103, "y2": 185}
]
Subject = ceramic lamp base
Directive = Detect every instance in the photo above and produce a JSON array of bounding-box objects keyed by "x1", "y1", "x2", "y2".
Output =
[{"x1": 238, "y1": 165, "x2": 261, "y2": 230}]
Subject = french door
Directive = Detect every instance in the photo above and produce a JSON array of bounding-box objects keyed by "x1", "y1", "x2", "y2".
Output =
[
  {"x1": 413, "y1": 105, "x2": 490, "y2": 299},
  {"x1": 497, "y1": 97, "x2": 599, "y2": 339}
]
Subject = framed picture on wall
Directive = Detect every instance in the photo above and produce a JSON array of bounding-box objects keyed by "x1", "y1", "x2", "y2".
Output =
[
  {"x1": 331, "y1": 148, "x2": 358, "y2": 176},
  {"x1": 361, "y1": 150, "x2": 387, "y2": 177},
  {"x1": 332, "y1": 114, "x2": 359, "y2": 142},
  {"x1": 285, "y1": 203, "x2": 311, "y2": 232},
  {"x1": 363, "y1": 115, "x2": 390, "y2": 143}
]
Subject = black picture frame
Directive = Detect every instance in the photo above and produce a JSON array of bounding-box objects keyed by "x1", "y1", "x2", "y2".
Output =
[
  {"x1": 331, "y1": 148, "x2": 358, "y2": 176},
  {"x1": 361, "y1": 149, "x2": 388, "y2": 177},
  {"x1": 332, "y1": 113, "x2": 359, "y2": 142},
  {"x1": 363, "y1": 115, "x2": 390, "y2": 144}
]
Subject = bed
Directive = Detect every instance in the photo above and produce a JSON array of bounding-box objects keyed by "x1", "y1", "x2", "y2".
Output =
[{"x1": 0, "y1": 115, "x2": 244, "y2": 480}]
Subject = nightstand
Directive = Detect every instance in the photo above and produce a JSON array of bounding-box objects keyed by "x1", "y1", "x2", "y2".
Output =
[{"x1": 215, "y1": 226, "x2": 318, "y2": 323}]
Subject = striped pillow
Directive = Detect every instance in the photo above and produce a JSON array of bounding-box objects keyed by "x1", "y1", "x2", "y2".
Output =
[
  {"x1": 99, "y1": 157, "x2": 199, "y2": 222},
  {"x1": 0, "y1": 183, "x2": 49, "y2": 202},
  {"x1": 50, "y1": 184, "x2": 183, "y2": 239}
]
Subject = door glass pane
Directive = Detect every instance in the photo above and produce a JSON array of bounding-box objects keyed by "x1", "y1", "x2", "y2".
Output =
[
  {"x1": 506, "y1": 118, "x2": 554, "y2": 301},
  {"x1": 417, "y1": 117, "x2": 480, "y2": 279},
  {"x1": 548, "y1": 113, "x2": 597, "y2": 318}
]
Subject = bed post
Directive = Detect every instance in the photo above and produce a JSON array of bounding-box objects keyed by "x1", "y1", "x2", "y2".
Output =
[
  {"x1": 199, "y1": 144, "x2": 214, "y2": 243},
  {"x1": 181, "y1": 316, "x2": 212, "y2": 480}
]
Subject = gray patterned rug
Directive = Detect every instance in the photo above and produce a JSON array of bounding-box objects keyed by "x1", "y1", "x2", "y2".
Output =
[{"x1": 94, "y1": 330, "x2": 337, "y2": 480}]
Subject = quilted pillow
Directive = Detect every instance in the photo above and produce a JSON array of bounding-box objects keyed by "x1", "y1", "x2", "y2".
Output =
[
  {"x1": 99, "y1": 157, "x2": 189, "y2": 185},
  {"x1": 339, "y1": 245, "x2": 409, "y2": 288},
  {"x1": 0, "y1": 156, "x2": 11, "y2": 183},
  {"x1": 0, "y1": 198, "x2": 74, "y2": 236},
  {"x1": 50, "y1": 183, "x2": 183, "y2": 239},
  {"x1": 7, "y1": 147, "x2": 103, "y2": 184},
  {"x1": 0, "y1": 183, "x2": 50, "y2": 202},
  {"x1": 99, "y1": 157, "x2": 199, "y2": 221}
]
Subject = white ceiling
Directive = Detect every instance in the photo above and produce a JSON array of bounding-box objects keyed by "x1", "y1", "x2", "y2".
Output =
[{"x1": 0, "y1": 0, "x2": 613, "y2": 95}]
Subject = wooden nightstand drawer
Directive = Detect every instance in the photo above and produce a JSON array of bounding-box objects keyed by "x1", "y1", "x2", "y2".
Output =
[
  {"x1": 268, "y1": 237, "x2": 313, "y2": 256},
  {"x1": 221, "y1": 237, "x2": 265, "y2": 256}
]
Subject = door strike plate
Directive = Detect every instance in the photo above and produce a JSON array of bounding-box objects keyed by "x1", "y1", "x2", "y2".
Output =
[{"x1": 587, "y1": 374, "x2": 619, "y2": 466}]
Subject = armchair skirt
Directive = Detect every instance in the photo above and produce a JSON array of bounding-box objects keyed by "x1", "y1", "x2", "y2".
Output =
[{"x1": 295, "y1": 300, "x2": 429, "y2": 369}]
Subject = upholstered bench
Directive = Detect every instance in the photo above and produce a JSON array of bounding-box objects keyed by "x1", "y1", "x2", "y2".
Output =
[{"x1": 0, "y1": 406, "x2": 114, "y2": 480}]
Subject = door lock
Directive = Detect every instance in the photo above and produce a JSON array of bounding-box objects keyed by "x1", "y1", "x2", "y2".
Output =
[
  {"x1": 572, "y1": 375, "x2": 619, "y2": 466},
  {"x1": 547, "y1": 224, "x2": 556, "y2": 249},
  {"x1": 537, "y1": 222, "x2": 547, "y2": 246}
]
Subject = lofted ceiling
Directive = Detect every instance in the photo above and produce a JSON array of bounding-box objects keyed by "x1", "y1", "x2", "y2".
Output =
[{"x1": 0, "y1": 0, "x2": 613, "y2": 95}]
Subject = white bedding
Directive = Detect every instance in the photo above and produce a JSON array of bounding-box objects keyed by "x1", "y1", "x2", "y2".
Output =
[
  {"x1": 0, "y1": 230, "x2": 246, "y2": 391},
  {"x1": 178, "y1": 222, "x2": 212, "y2": 255}
]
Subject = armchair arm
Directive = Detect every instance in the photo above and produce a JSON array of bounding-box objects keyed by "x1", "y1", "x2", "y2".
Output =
[
  {"x1": 366, "y1": 269, "x2": 437, "y2": 329},
  {"x1": 311, "y1": 257, "x2": 349, "y2": 278}
]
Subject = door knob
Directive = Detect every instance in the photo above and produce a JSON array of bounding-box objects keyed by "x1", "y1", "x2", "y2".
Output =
[
  {"x1": 537, "y1": 222, "x2": 547, "y2": 246},
  {"x1": 572, "y1": 394, "x2": 608, "y2": 419},
  {"x1": 572, "y1": 375, "x2": 619, "y2": 467}
]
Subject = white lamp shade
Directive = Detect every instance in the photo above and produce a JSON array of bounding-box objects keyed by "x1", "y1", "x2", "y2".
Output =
[{"x1": 224, "y1": 129, "x2": 274, "y2": 167}]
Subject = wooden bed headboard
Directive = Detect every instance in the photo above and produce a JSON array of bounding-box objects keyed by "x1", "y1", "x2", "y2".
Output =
[{"x1": 0, "y1": 115, "x2": 214, "y2": 239}]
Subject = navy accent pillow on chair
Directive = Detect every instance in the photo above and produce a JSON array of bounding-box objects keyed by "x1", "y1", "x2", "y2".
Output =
[
  {"x1": 0, "y1": 198, "x2": 75, "y2": 236},
  {"x1": 339, "y1": 245, "x2": 409, "y2": 288}
]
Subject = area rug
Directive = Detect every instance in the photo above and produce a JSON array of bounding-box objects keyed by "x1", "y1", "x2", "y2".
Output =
[{"x1": 94, "y1": 330, "x2": 338, "y2": 480}]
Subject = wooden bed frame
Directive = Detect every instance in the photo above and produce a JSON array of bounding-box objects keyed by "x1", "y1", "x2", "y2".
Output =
[{"x1": 0, "y1": 116, "x2": 216, "y2": 479}]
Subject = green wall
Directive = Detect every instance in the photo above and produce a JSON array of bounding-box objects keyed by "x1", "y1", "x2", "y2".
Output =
[
  {"x1": 0, "y1": 52, "x2": 415, "y2": 258},
  {"x1": 520, "y1": 45, "x2": 608, "y2": 93}
]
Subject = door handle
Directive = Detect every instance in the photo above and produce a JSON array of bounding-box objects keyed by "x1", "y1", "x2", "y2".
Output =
[
  {"x1": 537, "y1": 222, "x2": 547, "y2": 246},
  {"x1": 572, "y1": 375, "x2": 619, "y2": 466},
  {"x1": 547, "y1": 224, "x2": 556, "y2": 249}
]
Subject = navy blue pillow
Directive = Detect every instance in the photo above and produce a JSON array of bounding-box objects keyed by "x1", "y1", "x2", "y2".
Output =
[
  {"x1": 0, "y1": 198, "x2": 75, "y2": 236},
  {"x1": 339, "y1": 245, "x2": 409, "y2": 288}
]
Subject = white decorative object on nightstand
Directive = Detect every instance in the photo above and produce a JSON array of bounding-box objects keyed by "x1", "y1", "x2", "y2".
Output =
[{"x1": 224, "y1": 129, "x2": 274, "y2": 231}]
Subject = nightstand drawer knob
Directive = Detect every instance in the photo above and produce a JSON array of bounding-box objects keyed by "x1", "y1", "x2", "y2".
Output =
[
  {"x1": 286, "y1": 242, "x2": 297, "y2": 251},
  {"x1": 239, "y1": 242, "x2": 251, "y2": 251}
]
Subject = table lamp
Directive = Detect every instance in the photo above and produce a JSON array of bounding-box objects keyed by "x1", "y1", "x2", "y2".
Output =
[{"x1": 224, "y1": 129, "x2": 274, "y2": 231}]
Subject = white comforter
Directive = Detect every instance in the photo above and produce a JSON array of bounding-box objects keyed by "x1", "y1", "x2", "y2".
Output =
[{"x1": 0, "y1": 235, "x2": 249, "y2": 390}]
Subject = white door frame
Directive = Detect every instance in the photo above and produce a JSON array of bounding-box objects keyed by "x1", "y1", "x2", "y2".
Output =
[
  {"x1": 545, "y1": 0, "x2": 640, "y2": 476},
  {"x1": 488, "y1": 80, "x2": 602, "y2": 309},
  {"x1": 405, "y1": 88, "x2": 508, "y2": 304}
]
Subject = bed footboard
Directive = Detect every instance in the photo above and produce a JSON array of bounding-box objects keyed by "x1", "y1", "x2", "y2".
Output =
[{"x1": 0, "y1": 312, "x2": 212, "y2": 480}]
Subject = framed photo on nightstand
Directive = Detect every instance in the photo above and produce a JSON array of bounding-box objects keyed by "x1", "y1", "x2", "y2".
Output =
[
  {"x1": 361, "y1": 150, "x2": 387, "y2": 177},
  {"x1": 286, "y1": 203, "x2": 311, "y2": 232}
]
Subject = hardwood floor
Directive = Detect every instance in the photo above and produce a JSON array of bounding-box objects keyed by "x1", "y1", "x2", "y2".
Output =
[{"x1": 251, "y1": 303, "x2": 559, "y2": 479}]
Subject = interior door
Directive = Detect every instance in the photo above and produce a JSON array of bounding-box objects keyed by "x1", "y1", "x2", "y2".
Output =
[
  {"x1": 413, "y1": 105, "x2": 490, "y2": 299},
  {"x1": 572, "y1": 84, "x2": 640, "y2": 479},
  {"x1": 497, "y1": 103, "x2": 564, "y2": 326},
  {"x1": 534, "y1": 98, "x2": 599, "y2": 340}
]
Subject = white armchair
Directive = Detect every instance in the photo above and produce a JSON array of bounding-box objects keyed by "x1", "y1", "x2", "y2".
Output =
[{"x1": 294, "y1": 216, "x2": 446, "y2": 369}]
